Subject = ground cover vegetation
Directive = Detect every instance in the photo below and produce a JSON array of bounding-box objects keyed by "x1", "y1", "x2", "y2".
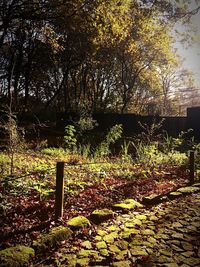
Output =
[
  {"x1": 0, "y1": 110, "x2": 200, "y2": 266},
  {"x1": 0, "y1": 0, "x2": 200, "y2": 115},
  {"x1": 1, "y1": 0, "x2": 200, "y2": 266}
]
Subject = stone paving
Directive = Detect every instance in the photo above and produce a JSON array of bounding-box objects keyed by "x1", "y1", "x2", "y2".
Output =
[
  {"x1": 1, "y1": 186, "x2": 200, "y2": 267},
  {"x1": 58, "y1": 190, "x2": 200, "y2": 267}
]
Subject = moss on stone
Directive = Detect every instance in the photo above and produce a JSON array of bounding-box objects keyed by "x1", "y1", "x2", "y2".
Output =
[
  {"x1": 33, "y1": 226, "x2": 72, "y2": 252},
  {"x1": 103, "y1": 232, "x2": 118, "y2": 243},
  {"x1": 99, "y1": 249, "x2": 109, "y2": 257},
  {"x1": 113, "y1": 260, "x2": 131, "y2": 267},
  {"x1": 142, "y1": 229, "x2": 155, "y2": 235},
  {"x1": 109, "y1": 244, "x2": 121, "y2": 253},
  {"x1": 135, "y1": 214, "x2": 147, "y2": 220},
  {"x1": 95, "y1": 235, "x2": 102, "y2": 241},
  {"x1": 156, "y1": 255, "x2": 174, "y2": 263},
  {"x1": 149, "y1": 215, "x2": 158, "y2": 221},
  {"x1": 67, "y1": 216, "x2": 90, "y2": 229},
  {"x1": 81, "y1": 241, "x2": 92, "y2": 249},
  {"x1": 113, "y1": 199, "x2": 143, "y2": 211},
  {"x1": 193, "y1": 183, "x2": 200, "y2": 187},
  {"x1": 120, "y1": 228, "x2": 140, "y2": 239},
  {"x1": 130, "y1": 247, "x2": 148, "y2": 256},
  {"x1": 168, "y1": 192, "x2": 182, "y2": 199},
  {"x1": 90, "y1": 209, "x2": 114, "y2": 224},
  {"x1": 107, "y1": 225, "x2": 119, "y2": 232},
  {"x1": 0, "y1": 245, "x2": 35, "y2": 267},
  {"x1": 177, "y1": 186, "x2": 200, "y2": 194},
  {"x1": 65, "y1": 254, "x2": 77, "y2": 267},
  {"x1": 78, "y1": 249, "x2": 99, "y2": 259},
  {"x1": 181, "y1": 241, "x2": 193, "y2": 251},
  {"x1": 96, "y1": 241, "x2": 107, "y2": 250},
  {"x1": 115, "y1": 240, "x2": 129, "y2": 250},
  {"x1": 159, "y1": 249, "x2": 172, "y2": 257},
  {"x1": 97, "y1": 230, "x2": 107, "y2": 236},
  {"x1": 76, "y1": 257, "x2": 90, "y2": 266},
  {"x1": 142, "y1": 194, "x2": 161, "y2": 205},
  {"x1": 115, "y1": 250, "x2": 128, "y2": 260}
]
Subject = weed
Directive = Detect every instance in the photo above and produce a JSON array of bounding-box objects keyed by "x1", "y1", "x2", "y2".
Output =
[
  {"x1": 94, "y1": 124, "x2": 123, "y2": 159},
  {"x1": 0, "y1": 107, "x2": 26, "y2": 175},
  {"x1": 32, "y1": 181, "x2": 54, "y2": 201},
  {"x1": 64, "y1": 125, "x2": 77, "y2": 151}
]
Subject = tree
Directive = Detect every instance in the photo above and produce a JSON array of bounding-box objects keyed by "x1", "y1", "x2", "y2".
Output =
[{"x1": 0, "y1": 0, "x2": 199, "y2": 114}]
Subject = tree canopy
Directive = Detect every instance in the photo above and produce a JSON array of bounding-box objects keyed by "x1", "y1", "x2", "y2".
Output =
[{"x1": 0, "y1": 0, "x2": 199, "y2": 115}]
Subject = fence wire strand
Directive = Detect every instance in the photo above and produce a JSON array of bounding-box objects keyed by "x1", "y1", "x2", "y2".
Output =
[
  {"x1": 1, "y1": 166, "x2": 56, "y2": 181},
  {"x1": 1, "y1": 159, "x2": 125, "y2": 182}
]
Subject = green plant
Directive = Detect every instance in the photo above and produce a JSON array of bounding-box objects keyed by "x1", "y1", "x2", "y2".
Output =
[
  {"x1": 41, "y1": 147, "x2": 66, "y2": 157},
  {"x1": 120, "y1": 140, "x2": 132, "y2": 163},
  {"x1": 94, "y1": 124, "x2": 123, "y2": 159},
  {"x1": 64, "y1": 125, "x2": 77, "y2": 151},
  {"x1": 138, "y1": 118, "x2": 164, "y2": 145},
  {"x1": 76, "y1": 111, "x2": 98, "y2": 133},
  {"x1": 0, "y1": 193, "x2": 12, "y2": 213},
  {"x1": 77, "y1": 144, "x2": 92, "y2": 159},
  {"x1": 0, "y1": 107, "x2": 26, "y2": 175},
  {"x1": 32, "y1": 181, "x2": 54, "y2": 201}
]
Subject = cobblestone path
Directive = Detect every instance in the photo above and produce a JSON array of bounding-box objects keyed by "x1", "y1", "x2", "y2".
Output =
[{"x1": 57, "y1": 191, "x2": 200, "y2": 267}]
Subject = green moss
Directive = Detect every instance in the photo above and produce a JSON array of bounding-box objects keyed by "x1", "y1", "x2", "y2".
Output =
[
  {"x1": 159, "y1": 249, "x2": 172, "y2": 257},
  {"x1": 142, "y1": 194, "x2": 161, "y2": 204},
  {"x1": 156, "y1": 255, "x2": 174, "y2": 263},
  {"x1": 33, "y1": 226, "x2": 72, "y2": 252},
  {"x1": 81, "y1": 241, "x2": 92, "y2": 249},
  {"x1": 120, "y1": 228, "x2": 140, "y2": 239},
  {"x1": 177, "y1": 186, "x2": 200, "y2": 194},
  {"x1": 78, "y1": 249, "x2": 99, "y2": 259},
  {"x1": 113, "y1": 260, "x2": 131, "y2": 267},
  {"x1": 76, "y1": 257, "x2": 90, "y2": 266},
  {"x1": 115, "y1": 250, "x2": 128, "y2": 260},
  {"x1": 67, "y1": 216, "x2": 90, "y2": 229},
  {"x1": 0, "y1": 245, "x2": 35, "y2": 267},
  {"x1": 90, "y1": 209, "x2": 114, "y2": 224},
  {"x1": 109, "y1": 245, "x2": 121, "y2": 253},
  {"x1": 135, "y1": 214, "x2": 147, "y2": 220},
  {"x1": 142, "y1": 229, "x2": 155, "y2": 235},
  {"x1": 115, "y1": 240, "x2": 128, "y2": 250},
  {"x1": 103, "y1": 232, "x2": 118, "y2": 243},
  {"x1": 99, "y1": 249, "x2": 109, "y2": 257},
  {"x1": 130, "y1": 247, "x2": 148, "y2": 256},
  {"x1": 96, "y1": 241, "x2": 107, "y2": 250},
  {"x1": 107, "y1": 225, "x2": 119, "y2": 232},
  {"x1": 97, "y1": 230, "x2": 107, "y2": 236},
  {"x1": 113, "y1": 199, "x2": 143, "y2": 211},
  {"x1": 65, "y1": 254, "x2": 77, "y2": 267},
  {"x1": 95, "y1": 235, "x2": 102, "y2": 241},
  {"x1": 125, "y1": 218, "x2": 142, "y2": 228},
  {"x1": 168, "y1": 192, "x2": 182, "y2": 199}
]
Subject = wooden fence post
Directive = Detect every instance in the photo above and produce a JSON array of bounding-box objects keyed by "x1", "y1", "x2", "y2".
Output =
[
  {"x1": 189, "y1": 150, "x2": 195, "y2": 185},
  {"x1": 55, "y1": 161, "x2": 65, "y2": 220}
]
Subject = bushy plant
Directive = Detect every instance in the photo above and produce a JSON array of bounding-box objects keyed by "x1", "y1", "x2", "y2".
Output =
[
  {"x1": 120, "y1": 140, "x2": 133, "y2": 163},
  {"x1": 41, "y1": 147, "x2": 66, "y2": 157},
  {"x1": 64, "y1": 125, "x2": 77, "y2": 151},
  {"x1": 0, "y1": 107, "x2": 26, "y2": 175},
  {"x1": 94, "y1": 124, "x2": 123, "y2": 159},
  {"x1": 76, "y1": 111, "x2": 98, "y2": 133},
  {"x1": 132, "y1": 119, "x2": 188, "y2": 168},
  {"x1": 138, "y1": 118, "x2": 164, "y2": 145}
]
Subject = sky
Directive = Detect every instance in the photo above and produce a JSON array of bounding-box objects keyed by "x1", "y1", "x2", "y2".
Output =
[{"x1": 175, "y1": 4, "x2": 200, "y2": 89}]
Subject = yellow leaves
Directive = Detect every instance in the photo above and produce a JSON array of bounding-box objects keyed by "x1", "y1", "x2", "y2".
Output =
[
  {"x1": 39, "y1": 25, "x2": 63, "y2": 52},
  {"x1": 93, "y1": 0, "x2": 132, "y2": 46}
]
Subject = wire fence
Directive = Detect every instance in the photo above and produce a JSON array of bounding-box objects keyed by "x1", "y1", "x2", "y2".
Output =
[
  {"x1": 0, "y1": 166, "x2": 56, "y2": 181},
  {"x1": 0, "y1": 151, "x2": 197, "y2": 220}
]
